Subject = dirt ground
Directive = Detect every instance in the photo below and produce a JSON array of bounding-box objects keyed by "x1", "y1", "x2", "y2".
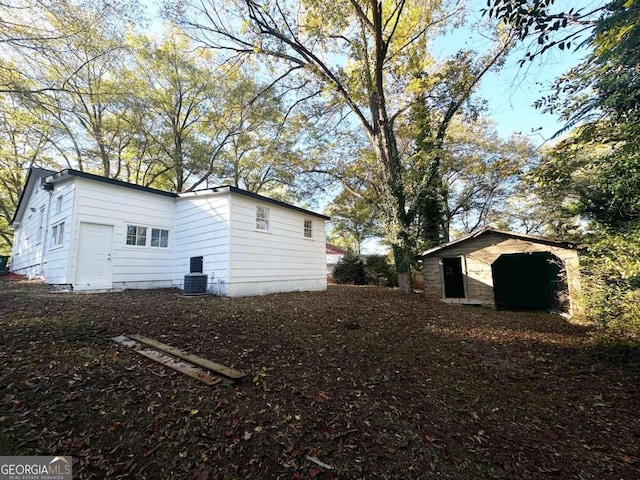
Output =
[{"x1": 0, "y1": 276, "x2": 639, "y2": 479}]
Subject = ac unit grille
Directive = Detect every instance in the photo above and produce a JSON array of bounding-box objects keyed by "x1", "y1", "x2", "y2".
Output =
[{"x1": 184, "y1": 273, "x2": 208, "y2": 295}]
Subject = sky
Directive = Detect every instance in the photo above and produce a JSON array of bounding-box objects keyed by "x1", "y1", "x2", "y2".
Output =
[{"x1": 433, "y1": 0, "x2": 602, "y2": 147}]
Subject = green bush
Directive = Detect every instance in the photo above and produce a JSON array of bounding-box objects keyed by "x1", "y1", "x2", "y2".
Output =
[
  {"x1": 364, "y1": 254, "x2": 398, "y2": 287},
  {"x1": 333, "y1": 253, "x2": 397, "y2": 287},
  {"x1": 333, "y1": 253, "x2": 366, "y2": 285},
  {"x1": 581, "y1": 228, "x2": 640, "y2": 339}
]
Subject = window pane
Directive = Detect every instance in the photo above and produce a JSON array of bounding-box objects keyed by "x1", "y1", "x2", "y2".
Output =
[
  {"x1": 151, "y1": 229, "x2": 169, "y2": 247},
  {"x1": 126, "y1": 225, "x2": 137, "y2": 245},
  {"x1": 57, "y1": 222, "x2": 64, "y2": 244},
  {"x1": 136, "y1": 227, "x2": 147, "y2": 246},
  {"x1": 256, "y1": 206, "x2": 270, "y2": 231},
  {"x1": 127, "y1": 225, "x2": 147, "y2": 246},
  {"x1": 304, "y1": 219, "x2": 312, "y2": 238}
]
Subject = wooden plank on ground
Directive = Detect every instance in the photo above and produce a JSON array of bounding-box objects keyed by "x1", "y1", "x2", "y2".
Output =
[
  {"x1": 111, "y1": 335, "x2": 223, "y2": 386},
  {"x1": 127, "y1": 333, "x2": 245, "y2": 380}
]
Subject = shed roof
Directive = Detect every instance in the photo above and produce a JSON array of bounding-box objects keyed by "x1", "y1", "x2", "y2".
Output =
[{"x1": 417, "y1": 226, "x2": 576, "y2": 258}]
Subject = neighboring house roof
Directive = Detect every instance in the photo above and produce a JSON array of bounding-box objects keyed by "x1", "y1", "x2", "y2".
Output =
[
  {"x1": 417, "y1": 226, "x2": 576, "y2": 258},
  {"x1": 11, "y1": 167, "x2": 330, "y2": 227},
  {"x1": 326, "y1": 243, "x2": 348, "y2": 255}
]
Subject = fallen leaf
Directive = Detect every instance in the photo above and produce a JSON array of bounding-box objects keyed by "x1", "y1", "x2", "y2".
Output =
[
  {"x1": 309, "y1": 467, "x2": 321, "y2": 477},
  {"x1": 544, "y1": 428, "x2": 559, "y2": 441},
  {"x1": 316, "y1": 391, "x2": 329, "y2": 403},
  {"x1": 243, "y1": 431, "x2": 252, "y2": 441}
]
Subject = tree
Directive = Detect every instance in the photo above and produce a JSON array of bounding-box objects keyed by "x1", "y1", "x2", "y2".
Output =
[
  {"x1": 439, "y1": 119, "x2": 535, "y2": 239},
  {"x1": 0, "y1": 98, "x2": 57, "y2": 253},
  {"x1": 127, "y1": 27, "x2": 235, "y2": 192},
  {"x1": 7, "y1": 0, "x2": 142, "y2": 176},
  {"x1": 172, "y1": 0, "x2": 514, "y2": 292},
  {"x1": 326, "y1": 190, "x2": 380, "y2": 254}
]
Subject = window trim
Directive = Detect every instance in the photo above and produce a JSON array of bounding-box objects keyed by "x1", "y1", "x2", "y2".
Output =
[
  {"x1": 126, "y1": 225, "x2": 148, "y2": 246},
  {"x1": 304, "y1": 218, "x2": 313, "y2": 239},
  {"x1": 51, "y1": 221, "x2": 65, "y2": 248},
  {"x1": 55, "y1": 195, "x2": 63, "y2": 214},
  {"x1": 150, "y1": 228, "x2": 169, "y2": 248},
  {"x1": 256, "y1": 205, "x2": 270, "y2": 232},
  {"x1": 125, "y1": 224, "x2": 170, "y2": 248}
]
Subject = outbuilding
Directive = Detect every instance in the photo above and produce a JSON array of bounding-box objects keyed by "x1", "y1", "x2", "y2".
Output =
[
  {"x1": 10, "y1": 167, "x2": 329, "y2": 296},
  {"x1": 417, "y1": 227, "x2": 582, "y2": 317}
]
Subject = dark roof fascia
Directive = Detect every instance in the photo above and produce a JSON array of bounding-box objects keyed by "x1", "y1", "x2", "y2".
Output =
[
  {"x1": 201, "y1": 185, "x2": 330, "y2": 221},
  {"x1": 417, "y1": 227, "x2": 576, "y2": 258},
  {"x1": 46, "y1": 169, "x2": 179, "y2": 198},
  {"x1": 10, "y1": 167, "x2": 57, "y2": 226}
]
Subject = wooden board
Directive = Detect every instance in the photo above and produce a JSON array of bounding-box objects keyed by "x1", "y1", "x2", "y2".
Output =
[
  {"x1": 111, "y1": 335, "x2": 223, "y2": 386},
  {"x1": 127, "y1": 334, "x2": 245, "y2": 380}
]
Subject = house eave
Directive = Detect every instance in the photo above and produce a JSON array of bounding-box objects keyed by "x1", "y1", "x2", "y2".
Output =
[
  {"x1": 180, "y1": 185, "x2": 330, "y2": 221},
  {"x1": 9, "y1": 167, "x2": 57, "y2": 227}
]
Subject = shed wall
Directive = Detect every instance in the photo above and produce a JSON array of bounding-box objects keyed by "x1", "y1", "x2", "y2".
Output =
[{"x1": 423, "y1": 233, "x2": 581, "y2": 316}]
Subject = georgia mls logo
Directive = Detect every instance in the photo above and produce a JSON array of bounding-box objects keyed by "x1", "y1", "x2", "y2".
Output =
[{"x1": 0, "y1": 456, "x2": 72, "y2": 480}]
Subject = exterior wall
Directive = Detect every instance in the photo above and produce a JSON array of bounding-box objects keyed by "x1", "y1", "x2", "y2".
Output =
[
  {"x1": 172, "y1": 192, "x2": 231, "y2": 295},
  {"x1": 43, "y1": 181, "x2": 76, "y2": 284},
  {"x1": 10, "y1": 180, "x2": 59, "y2": 279},
  {"x1": 12, "y1": 171, "x2": 330, "y2": 297},
  {"x1": 227, "y1": 194, "x2": 327, "y2": 296},
  {"x1": 71, "y1": 178, "x2": 175, "y2": 289},
  {"x1": 326, "y1": 253, "x2": 344, "y2": 277},
  {"x1": 423, "y1": 233, "x2": 582, "y2": 316}
]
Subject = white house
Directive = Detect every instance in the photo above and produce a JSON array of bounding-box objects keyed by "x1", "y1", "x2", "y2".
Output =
[
  {"x1": 325, "y1": 243, "x2": 347, "y2": 279},
  {"x1": 9, "y1": 167, "x2": 329, "y2": 296}
]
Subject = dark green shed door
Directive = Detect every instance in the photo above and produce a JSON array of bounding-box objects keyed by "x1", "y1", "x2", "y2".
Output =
[{"x1": 491, "y1": 252, "x2": 561, "y2": 310}]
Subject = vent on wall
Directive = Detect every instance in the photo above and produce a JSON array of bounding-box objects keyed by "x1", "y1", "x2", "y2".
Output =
[{"x1": 184, "y1": 273, "x2": 208, "y2": 295}]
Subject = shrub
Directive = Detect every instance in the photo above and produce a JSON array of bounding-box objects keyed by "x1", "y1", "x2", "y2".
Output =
[
  {"x1": 333, "y1": 253, "x2": 398, "y2": 288},
  {"x1": 581, "y1": 228, "x2": 640, "y2": 339},
  {"x1": 333, "y1": 253, "x2": 366, "y2": 285},
  {"x1": 364, "y1": 254, "x2": 398, "y2": 287}
]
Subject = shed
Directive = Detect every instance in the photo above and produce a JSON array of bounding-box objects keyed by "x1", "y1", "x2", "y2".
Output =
[{"x1": 417, "y1": 227, "x2": 582, "y2": 317}]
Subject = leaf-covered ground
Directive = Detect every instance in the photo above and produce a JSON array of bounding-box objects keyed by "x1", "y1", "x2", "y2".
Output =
[{"x1": 1, "y1": 276, "x2": 639, "y2": 479}]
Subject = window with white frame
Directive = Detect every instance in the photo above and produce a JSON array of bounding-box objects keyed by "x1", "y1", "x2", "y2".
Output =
[
  {"x1": 304, "y1": 219, "x2": 313, "y2": 238},
  {"x1": 56, "y1": 195, "x2": 63, "y2": 214},
  {"x1": 150, "y1": 228, "x2": 169, "y2": 247},
  {"x1": 256, "y1": 206, "x2": 270, "y2": 231},
  {"x1": 126, "y1": 225, "x2": 147, "y2": 246},
  {"x1": 51, "y1": 222, "x2": 64, "y2": 247}
]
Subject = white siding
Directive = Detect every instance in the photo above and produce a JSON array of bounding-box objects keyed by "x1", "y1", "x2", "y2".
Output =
[
  {"x1": 172, "y1": 192, "x2": 231, "y2": 295},
  {"x1": 10, "y1": 182, "x2": 52, "y2": 278},
  {"x1": 44, "y1": 181, "x2": 76, "y2": 284},
  {"x1": 227, "y1": 194, "x2": 327, "y2": 296},
  {"x1": 72, "y1": 178, "x2": 175, "y2": 289}
]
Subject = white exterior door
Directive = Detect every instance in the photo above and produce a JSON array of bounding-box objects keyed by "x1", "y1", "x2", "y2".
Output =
[{"x1": 75, "y1": 223, "x2": 114, "y2": 289}]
